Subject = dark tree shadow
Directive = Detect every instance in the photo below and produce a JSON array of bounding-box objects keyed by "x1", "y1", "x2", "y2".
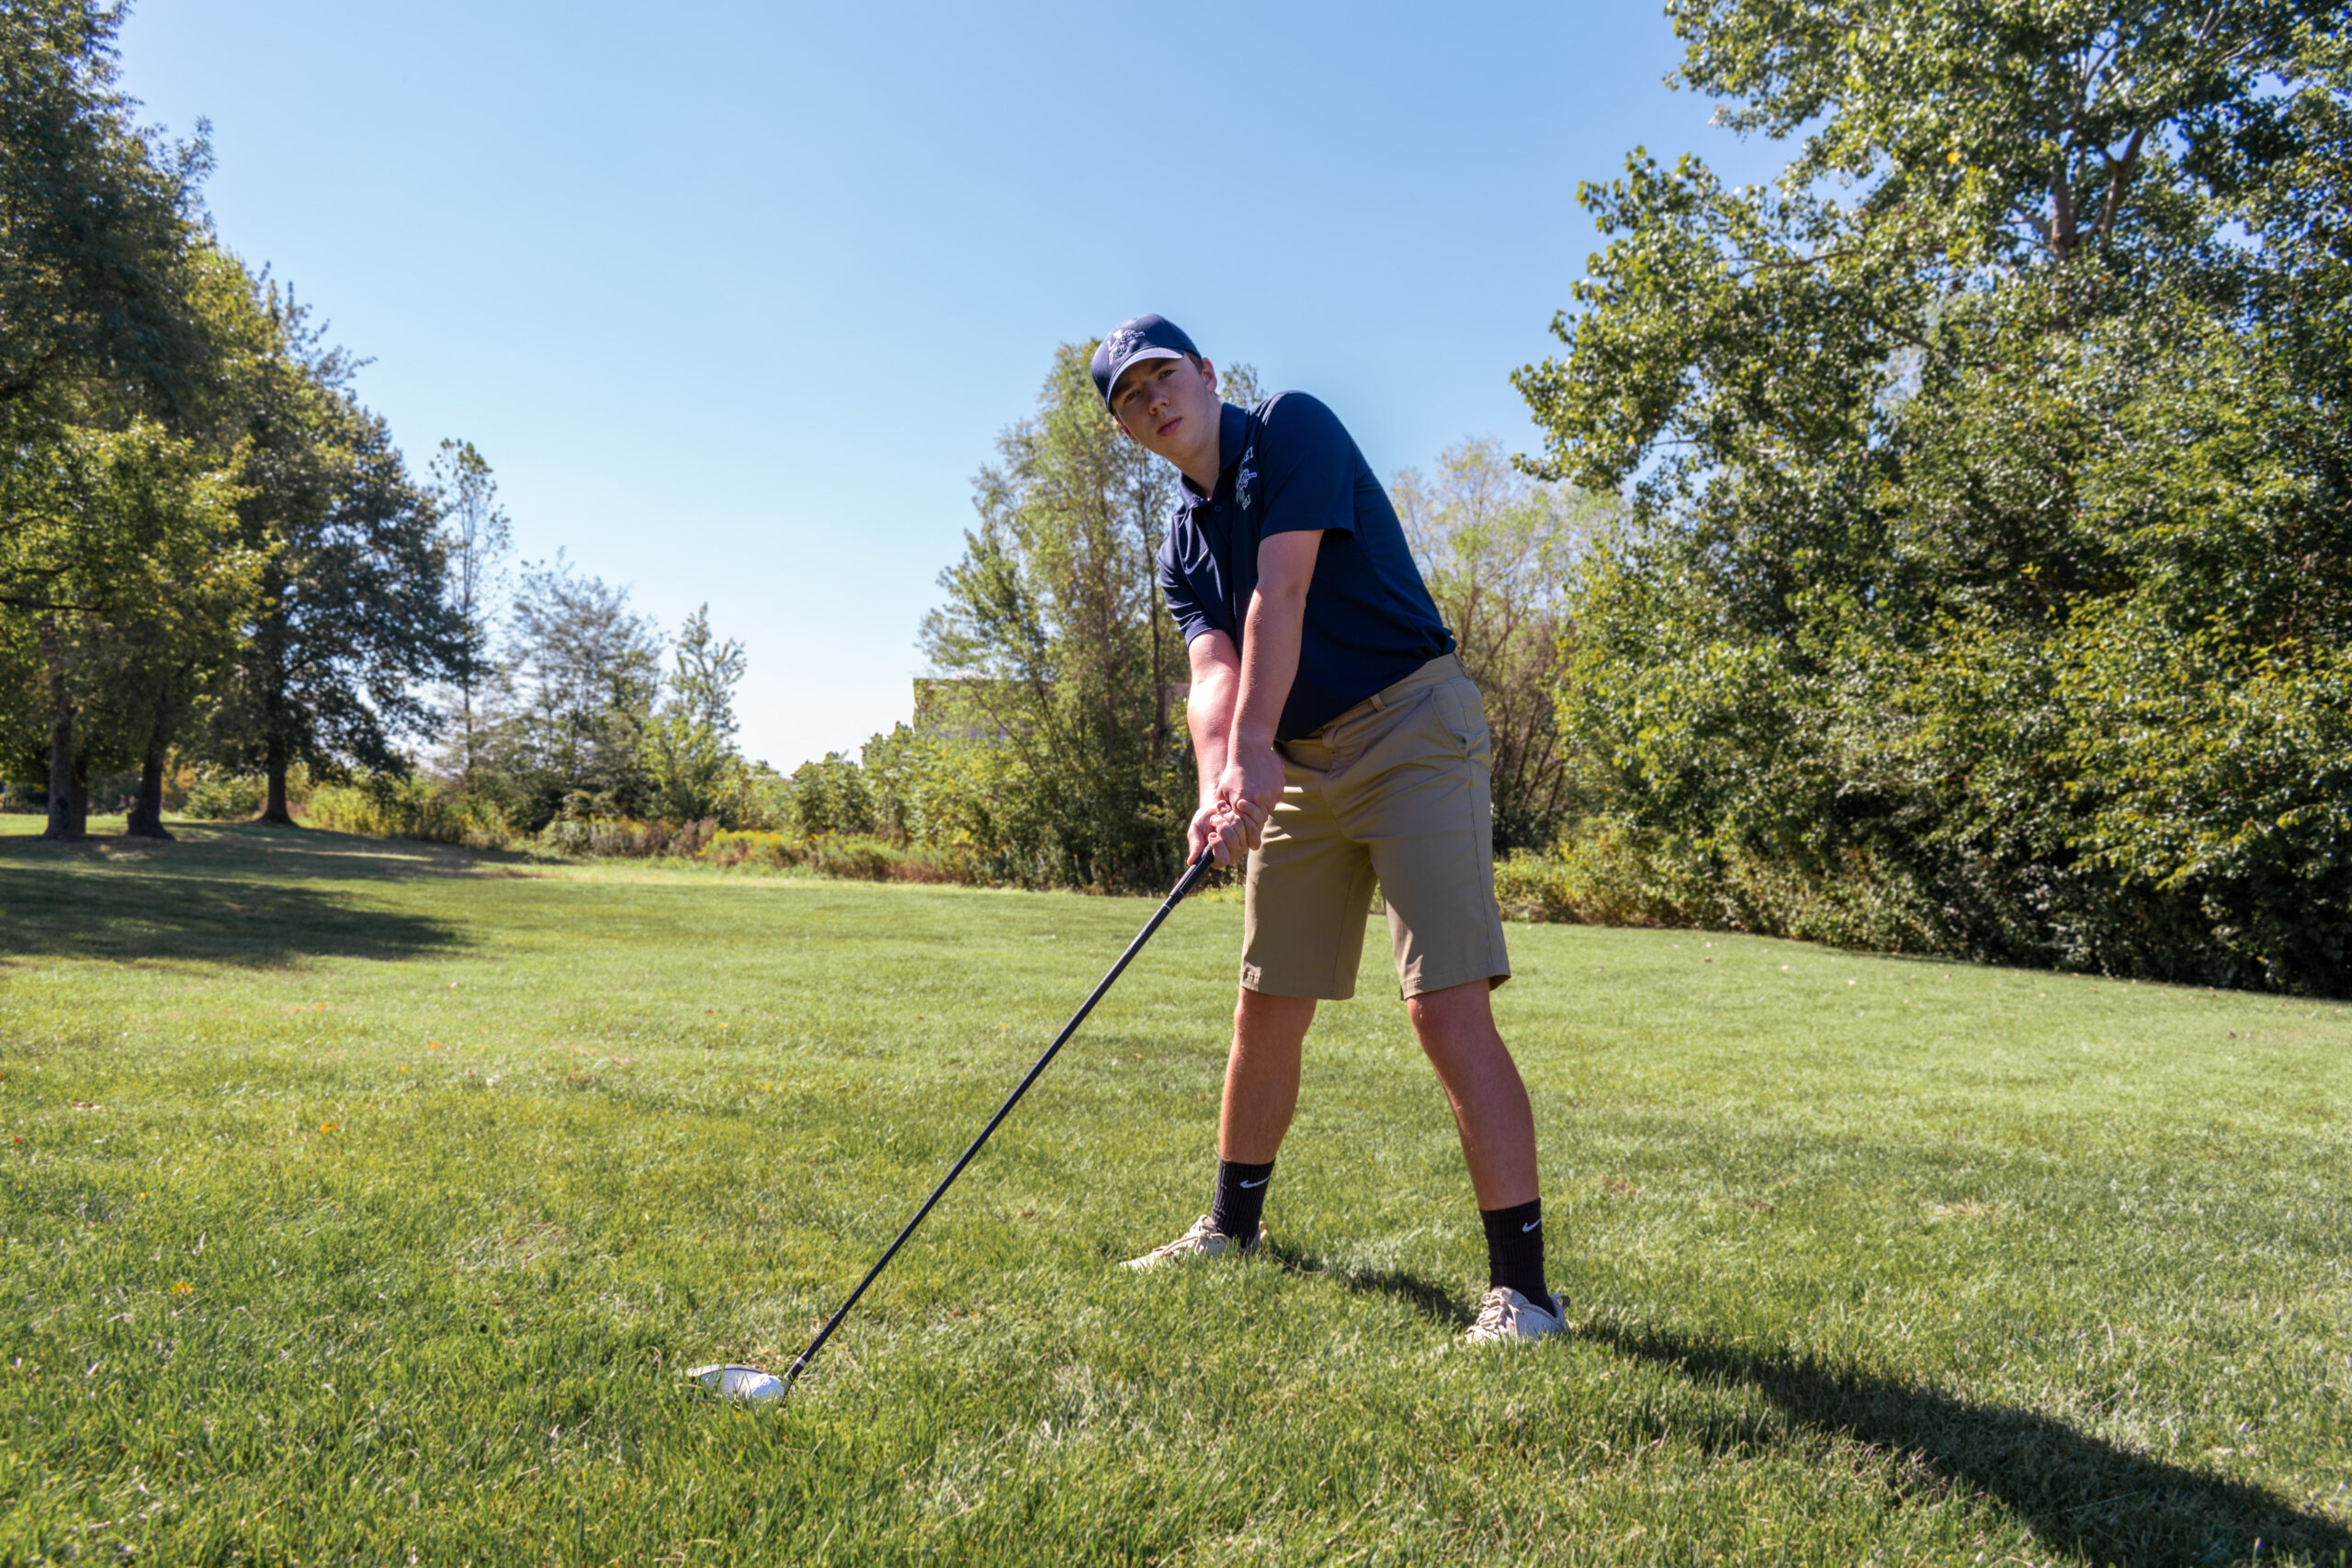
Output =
[
  {"x1": 0, "y1": 825, "x2": 469, "y2": 966},
  {"x1": 1262, "y1": 1244, "x2": 1472, "y2": 1328},
  {"x1": 1590, "y1": 1322, "x2": 2352, "y2": 1567}
]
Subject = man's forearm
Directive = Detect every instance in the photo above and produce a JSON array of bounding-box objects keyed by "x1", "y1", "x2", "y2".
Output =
[
  {"x1": 1205, "y1": 531, "x2": 1322, "y2": 840},
  {"x1": 1188, "y1": 660, "x2": 1238, "y2": 795},
  {"x1": 1229, "y1": 579, "x2": 1306, "y2": 753}
]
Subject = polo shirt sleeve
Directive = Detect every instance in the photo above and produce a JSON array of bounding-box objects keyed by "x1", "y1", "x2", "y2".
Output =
[
  {"x1": 1158, "y1": 534, "x2": 1219, "y2": 647},
  {"x1": 1254, "y1": 392, "x2": 1358, "y2": 540}
]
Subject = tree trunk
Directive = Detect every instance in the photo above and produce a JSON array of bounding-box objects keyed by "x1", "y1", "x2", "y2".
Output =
[
  {"x1": 126, "y1": 683, "x2": 176, "y2": 840},
  {"x1": 1149, "y1": 575, "x2": 1166, "y2": 765},
  {"x1": 262, "y1": 728, "x2": 295, "y2": 825},
  {"x1": 253, "y1": 563, "x2": 298, "y2": 826},
  {"x1": 460, "y1": 674, "x2": 475, "y2": 790},
  {"x1": 38, "y1": 615, "x2": 85, "y2": 842}
]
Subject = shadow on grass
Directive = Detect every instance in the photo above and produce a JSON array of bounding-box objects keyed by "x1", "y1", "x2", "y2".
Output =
[
  {"x1": 1592, "y1": 1322, "x2": 2352, "y2": 1568},
  {"x1": 0, "y1": 824, "x2": 467, "y2": 967},
  {"x1": 1263, "y1": 1244, "x2": 1472, "y2": 1328}
]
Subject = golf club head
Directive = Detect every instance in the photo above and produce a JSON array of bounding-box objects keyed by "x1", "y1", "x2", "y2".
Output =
[{"x1": 686, "y1": 1362, "x2": 787, "y2": 1403}]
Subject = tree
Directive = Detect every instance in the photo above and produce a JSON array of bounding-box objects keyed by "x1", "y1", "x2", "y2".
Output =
[
  {"x1": 1391, "y1": 438, "x2": 1611, "y2": 852},
  {"x1": 208, "y1": 279, "x2": 459, "y2": 824},
  {"x1": 110, "y1": 244, "x2": 292, "y2": 839},
  {"x1": 644, "y1": 603, "x2": 745, "y2": 822},
  {"x1": 1, "y1": 0, "x2": 226, "y2": 839},
  {"x1": 0, "y1": 418, "x2": 252, "y2": 838},
  {"x1": 426, "y1": 437, "x2": 509, "y2": 787},
  {"x1": 0, "y1": 0, "x2": 209, "y2": 422},
  {"x1": 1518, "y1": 0, "x2": 2352, "y2": 990},
  {"x1": 489, "y1": 553, "x2": 661, "y2": 826},
  {"x1": 920, "y1": 344, "x2": 1250, "y2": 889}
]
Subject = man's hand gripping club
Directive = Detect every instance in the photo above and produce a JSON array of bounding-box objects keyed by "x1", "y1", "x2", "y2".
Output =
[{"x1": 1182, "y1": 530, "x2": 1323, "y2": 868}]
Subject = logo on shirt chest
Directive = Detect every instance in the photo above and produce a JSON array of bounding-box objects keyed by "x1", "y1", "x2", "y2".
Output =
[{"x1": 1236, "y1": 450, "x2": 1258, "y2": 514}]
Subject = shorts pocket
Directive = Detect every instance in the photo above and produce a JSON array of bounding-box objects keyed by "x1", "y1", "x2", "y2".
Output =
[{"x1": 1436, "y1": 682, "x2": 1490, "y2": 762}]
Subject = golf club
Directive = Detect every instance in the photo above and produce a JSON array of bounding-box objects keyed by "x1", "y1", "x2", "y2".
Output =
[{"x1": 693, "y1": 846, "x2": 1217, "y2": 1401}]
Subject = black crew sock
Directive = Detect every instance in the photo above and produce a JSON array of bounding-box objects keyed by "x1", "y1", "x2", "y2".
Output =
[
  {"x1": 1479, "y1": 1198, "x2": 1550, "y2": 1308},
  {"x1": 1209, "y1": 1157, "x2": 1275, "y2": 1242}
]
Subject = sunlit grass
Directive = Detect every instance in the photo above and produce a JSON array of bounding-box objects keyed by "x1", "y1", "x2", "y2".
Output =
[{"x1": 1, "y1": 818, "x2": 2346, "y2": 1564}]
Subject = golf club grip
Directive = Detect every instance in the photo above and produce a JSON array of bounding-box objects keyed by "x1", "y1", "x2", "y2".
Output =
[{"x1": 786, "y1": 851, "x2": 1216, "y2": 1384}]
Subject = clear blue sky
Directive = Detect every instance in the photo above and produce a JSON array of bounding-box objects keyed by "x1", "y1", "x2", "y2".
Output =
[{"x1": 119, "y1": 1, "x2": 1782, "y2": 773}]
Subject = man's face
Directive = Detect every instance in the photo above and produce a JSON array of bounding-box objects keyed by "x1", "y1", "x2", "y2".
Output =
[{"x1": 1110, "y1": 354, "x2": 1220, "y2": 472}]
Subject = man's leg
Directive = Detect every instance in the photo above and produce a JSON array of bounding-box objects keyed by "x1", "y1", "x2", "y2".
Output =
[
  {"x1": 1404, "y1": 979, "x2": 1536, "y2": 1209},
  {"x1": 1219, "y1": 986, "x2": 1317, "y2": 1163},
  {"x1": 1410, "y1": 979, "x2": 1555, "y2": 1325},
  {"x1": 1333, "y1": 665, "x2": 1556, "y2": 1331},
  {"x1": 1210, "y1": 736, "x2": 1361, "y2": 1244},
  {"x1": 1202, "y1": 986, "x2": 1316, "y2": 1242},
  {"x1": 1121, "y1": 987, "x2": 1316, "y2": 1268},
  {"x1": 1128, "y1": 738, "x2": 1359, "y2": 1269}
]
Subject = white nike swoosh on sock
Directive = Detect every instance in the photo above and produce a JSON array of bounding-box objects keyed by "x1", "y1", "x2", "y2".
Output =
[
  {"x1": 1239, "y1": 1178, "x2": 1267, "y2": 1189},
  {"x1": 1521, "y1": 1221, "x2": 1541, "y2": 1232}
]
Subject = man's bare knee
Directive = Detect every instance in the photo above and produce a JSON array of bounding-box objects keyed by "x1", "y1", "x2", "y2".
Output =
[
  {"x1": 1236, "y1": 986, "x2": 1317, "y2": 1037},
  {"x1": 1406, "y1": 978, "x2": 1498, "y2": 1038}
]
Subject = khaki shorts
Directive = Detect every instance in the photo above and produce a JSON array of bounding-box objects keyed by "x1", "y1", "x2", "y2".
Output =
[{"x1": 1240, "y1": 653, "x2": 1511, "y2": 1000}]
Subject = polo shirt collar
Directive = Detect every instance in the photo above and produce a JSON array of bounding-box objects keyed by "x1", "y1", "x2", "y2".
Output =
[{"x1": 1178, "y1": 403, "x2": 1252, "y2": 505}]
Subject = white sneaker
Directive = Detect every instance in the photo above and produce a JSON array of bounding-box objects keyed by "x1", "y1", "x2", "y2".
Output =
[
  {"x1": 1461, "y1": 1286, "x2": 1567, "y2": 1344},
  {"x1": 1120, "y1": 1213, "x2": 1265, "y2": 1270}
]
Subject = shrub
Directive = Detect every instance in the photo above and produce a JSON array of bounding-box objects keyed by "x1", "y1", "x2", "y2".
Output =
[
  {"x1": 1496, "y1": 817, "x2": 1944, "y2": 953},
  {"x1": 783, "y1": 753, "x2": 876, "y2": 837},
  {"x1": 701, "y1": 726, "x2": 1187, "y2": 893},
  {"x1": 696, "y1": 829, "x2": 979, "y2": 886},
  {"x1": 534, "y1": 806, "x2": 716, "y2": 860},
  {"x1": 705, "y1": 830, "x2": 796, "y2": 870},
  {"x1": 722, "y1": 769, "x2": 794, "y2": 832},
  {"x1": 1493, "y1": 821, "x2": 1697, "y2": 929},
  {"x1": 182, "y1": 769, "x2": 269, "y2": 820},
  {"x1": 307, "y1": 774, "x2": 517, "y2": 851}
]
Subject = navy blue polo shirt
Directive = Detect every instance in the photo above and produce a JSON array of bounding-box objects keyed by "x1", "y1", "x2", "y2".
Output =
[{"x1": 1159, "y1": 394, "x2": 1453, "y2": 741}]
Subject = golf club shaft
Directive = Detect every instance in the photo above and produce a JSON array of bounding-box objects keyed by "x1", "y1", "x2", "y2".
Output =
[{"x1": 785, "y1": 850, "x2": 1216, "y2": 1385}]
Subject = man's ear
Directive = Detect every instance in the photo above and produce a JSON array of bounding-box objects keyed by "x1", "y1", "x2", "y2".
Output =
[{"x1": 1198, "y1": 357, "x2": 1218, "y2": 396}]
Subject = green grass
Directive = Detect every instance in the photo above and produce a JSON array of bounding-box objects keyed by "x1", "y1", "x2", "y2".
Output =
[{"x1": 1, "y1": 818, "x2": 2346, "y2": 1565}]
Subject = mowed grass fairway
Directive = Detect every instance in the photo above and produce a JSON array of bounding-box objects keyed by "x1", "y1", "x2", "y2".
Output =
[{"x1": 1, "y1": 821, "x2": 2346, "y2": 1566}]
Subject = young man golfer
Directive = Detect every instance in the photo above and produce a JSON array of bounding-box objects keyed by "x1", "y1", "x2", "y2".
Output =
[{"x1": 1095, "y1": 314, "x2": 1563, "y2": 1344}]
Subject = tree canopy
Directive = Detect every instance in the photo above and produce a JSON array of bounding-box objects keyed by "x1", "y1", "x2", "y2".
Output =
[{"x1": 1519, "y1": 0, "x2": 2352, "y2": 991}]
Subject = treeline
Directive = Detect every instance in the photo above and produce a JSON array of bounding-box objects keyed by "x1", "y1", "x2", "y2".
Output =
[
  {"x1": 1514, "y1": 0, "x2": 2350, "y2": 995},
  {"x1": 0, "y1": 4, "x2": 761, "y2": 842},
  {"x1": 18, "y1": 1, "x2": 2341, "y2": 998},
  {"x1": 797, "y1": 0, "x2": 2349, "y2": 997}
]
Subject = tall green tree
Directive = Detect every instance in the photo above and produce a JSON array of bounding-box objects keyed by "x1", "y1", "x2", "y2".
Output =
[
  {"x1": 208, "y1": 280, "x2": 459, "y2": 824},
  {"x1": 487, "y1": 553, "x2": 661, "y2": 827},
  {"x1": 108, "y1": 243, "x2": 289, "y2": 839},
  {"x1": 1, "y1": 0, "x2": 226, "y2": 839},
  {"x1": 426, "y1": 437, "x2": 509, "y2": 788},
  {"x1": 921, "y1": 345, "x2": 1258, "y2": 889},
  {"x1": 644, "y1": 603, "x2": 745, "y2": 823},
  {"x1": 1391, "y1": 438, "x2": 1612, "y2": 853},
  {"x1": 1520, "y1": 0, "x2": 2351, "y2": 990},
  {"x1": 0, "y1": 417, "x2": 253, "y2": 837},
  {"x1": 0, "y1": 0, "x2": 209, "y2": 423}
]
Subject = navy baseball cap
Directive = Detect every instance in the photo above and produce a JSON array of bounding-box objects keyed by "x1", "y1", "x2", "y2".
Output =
[{"x1": 1091, "y1": 314, "x2": 1201, "y2": 411}]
